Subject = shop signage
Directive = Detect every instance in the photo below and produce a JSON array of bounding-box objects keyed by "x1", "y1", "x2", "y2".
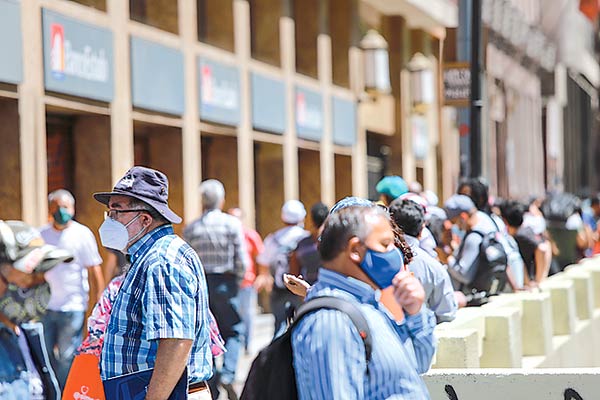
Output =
[
  {"x1": 251, "y1": 73, "x2": 286, "y2": 134},
  {"x1": 295, "y1": 87, "x2": 323, "y2": 141},
  {"x1": 0, "y1": 0, "x2": 22, "y2": 85},
  {"x1": 42, "y1": 9, "x2": 113, "y2": 102},
  {"x1": 443, "y1": 62, "x2": 470, "y2": 107},
  {"x1": 131, "y1": 36, "x2": 184, "y2": 115},
  {"x1": 332, "y1": 97, "x2": 357, "y2": 146},
  {"x1": 198, "y1": 58, "x2": 240, "y2": 126}
]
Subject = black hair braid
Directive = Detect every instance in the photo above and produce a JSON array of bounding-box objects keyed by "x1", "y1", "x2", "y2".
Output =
[{"x1": 391, "y1": 219, "x2": 414, "y2": 264}]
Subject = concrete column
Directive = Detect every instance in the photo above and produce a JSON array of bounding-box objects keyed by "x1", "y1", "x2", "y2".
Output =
[
  {"x1": 433, "y1": 329, "x2": 480, "y2": 368},
  {"x1": 423, "y1": 35, "x2": 439, "y2": 192},
  {"x1": 280, "y1": 14, "x2": 299, "y2": 201},
  {"x1": 107, "y1": 0, "x2": 134, "y2": 184},
  {"x1": 519, "y1": 292, "x2": 554, "y2": 356},
  {"x1": 579, "y1": 260, "x2": 600, "y2": 308},
  {"x1": 384, "y1": 16, "x2": 414, "y2": 181},
  {"x1": 562, "y1": 270, "x2": 595, "y2": 320},
  {"x1": 540, "y1": 280, "x2": 577, "y2": 335},
  {"x1": 318, "y1": 30, "x2": 335, "y2": 206},
  {"x1": 19, "y1": 0, "x2": 46, "y2": 225},
  {"x1": 480, "y1": 307, "x2": 522, "y2": 368},
  {"x1": 234, "y1": 0, "x2": 256, "y2": 228},
  {"x1": 349, "y1": 46, "x2": 367, "y2": 198},
  {"x1": 179, "y1": 0, "x2": 201, "y2": 222}
]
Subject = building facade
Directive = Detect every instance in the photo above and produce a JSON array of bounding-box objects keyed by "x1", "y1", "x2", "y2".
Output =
[
  {"x1": 0, "y1": 0, "x2": 366, "y2": 240},
  {"x1": 0, "y1": 0, "x2": 462, "y2": 243}
]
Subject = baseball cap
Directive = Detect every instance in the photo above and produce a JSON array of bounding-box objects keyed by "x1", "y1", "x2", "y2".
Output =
[
  {"x1": 376, "y1": 176, "x2": 409, "y2": 200},
  {"x1": 444, "y1": 194, "x2": 476, "y2": 220},
  {"x1": 93, "y1": 166, "x2": 182, "y2": 224},
  {"x1": 281, "y1": 200, "x2": 307, "y2": 224}
]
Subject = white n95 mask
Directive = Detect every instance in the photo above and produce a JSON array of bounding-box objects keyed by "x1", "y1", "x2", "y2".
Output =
[{"x1": 98, "y1": 218, "x2": 130, "y2": 251}]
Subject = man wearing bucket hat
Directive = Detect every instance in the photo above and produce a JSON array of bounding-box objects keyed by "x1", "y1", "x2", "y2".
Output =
[
  {"x1": 93, "y1": 166, "x2": 212, "y2": 399},
  {"x1": 0, "y1": 220, "x2": 74, "y2": 400}
]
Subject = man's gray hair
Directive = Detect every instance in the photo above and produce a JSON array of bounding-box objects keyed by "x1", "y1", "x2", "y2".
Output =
[
  {"x1": 200, "y1": 179, "x2": 225, "y2": 210},
  {"x1": 48, "y1": 189, "x2": 75, "y2": 206},
  {"x1": 127, "y1": 197, "x2": 169, "y2": 225}
]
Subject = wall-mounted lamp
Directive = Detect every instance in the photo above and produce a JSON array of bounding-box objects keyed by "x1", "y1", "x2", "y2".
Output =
[
  {"x1": 408, "y1": 52, "x2": 434, "y2": 110},
  {"x1": 361, "y1": 29, "x2": 391, "y2": 95}
]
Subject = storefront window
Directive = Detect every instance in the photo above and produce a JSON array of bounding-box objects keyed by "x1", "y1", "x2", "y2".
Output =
[
  {"x1": 130, "y1": 0, "x2": 179, "y2": 35},
  {"x1": 69, "y1": 0, "x2": 106, "y2": 11},
  {"x1": 197, "y1": 0, "x2": 234, "y2": 52}
]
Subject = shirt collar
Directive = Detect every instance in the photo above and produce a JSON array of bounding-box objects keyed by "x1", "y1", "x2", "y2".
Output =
[
  {"x1": 128, "y1": 224, "x2": 173, "y2": 264},
  {"x1": 316, "y1": 268, "x2": 379, "y2": 304},
  {"x1": 404, "y1": 234, "x2": 420, "y2": 249}
]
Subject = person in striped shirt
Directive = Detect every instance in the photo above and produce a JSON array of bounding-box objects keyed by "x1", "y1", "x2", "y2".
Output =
[{"x1": 292, "y1": 201, "x2": 436, "y2": 399}]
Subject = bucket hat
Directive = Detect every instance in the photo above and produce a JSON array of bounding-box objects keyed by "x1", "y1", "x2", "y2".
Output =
[{"x1": 93, "y1": 166, "x2": 182, "y2": 224}]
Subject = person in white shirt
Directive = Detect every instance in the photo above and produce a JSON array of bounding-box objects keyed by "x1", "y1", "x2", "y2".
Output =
[{"x1": 39, "y1": 189, "x2": 104, "y2": 389}]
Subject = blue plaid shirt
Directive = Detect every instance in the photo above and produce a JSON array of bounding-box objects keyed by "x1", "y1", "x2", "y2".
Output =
[{"x1": 100, "y1": 225, "x2": 213, "y2": 383}]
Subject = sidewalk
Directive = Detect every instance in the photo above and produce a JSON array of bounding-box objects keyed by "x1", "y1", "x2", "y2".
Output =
[{"x1": 215, "y1": 312, "x2": 275, "y2": 399}]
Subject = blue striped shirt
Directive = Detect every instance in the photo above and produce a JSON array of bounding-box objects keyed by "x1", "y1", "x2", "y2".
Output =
[
  {"x1": 100, "y1": 225, "x2": 213, "y2": 383},
  {"x1": 292, "y1": 269, "x2": 436, "y2": 400}
]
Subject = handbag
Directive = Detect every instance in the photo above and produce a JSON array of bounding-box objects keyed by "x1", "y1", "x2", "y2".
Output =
[{"x1": 62, "y1": 353, "x2": 106, "y2": 400}]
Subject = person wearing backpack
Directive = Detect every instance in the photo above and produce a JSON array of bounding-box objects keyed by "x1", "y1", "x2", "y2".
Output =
[
  {"x1": 441, "y1": 194, "x2": 508, "y2": 301},
  {"x1": 290, "y1": 202, "x2": 435, "y2": 399},
  {"x1": 255, "y1": 200, "x2": 309, "y2": 335},
  {"x1": 388, "y1": 199, "x2": 458, "y2": 323}
]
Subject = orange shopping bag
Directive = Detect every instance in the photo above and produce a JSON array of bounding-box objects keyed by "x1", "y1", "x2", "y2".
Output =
[{"x1": 62, "y1": 353, "x2": 106, "y2": 400}]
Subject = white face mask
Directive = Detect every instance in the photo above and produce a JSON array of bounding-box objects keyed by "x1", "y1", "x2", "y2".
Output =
[{"x1": 98, "y1": 214, "x2": 144, "y2": 252}]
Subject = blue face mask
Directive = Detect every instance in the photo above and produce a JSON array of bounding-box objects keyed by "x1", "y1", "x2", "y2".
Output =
[
  {"x1": 359, "y1": 247, "x2": 404, "y2": 289},
  {"x1": 451, "y1": 225, "x2": 466, "y2": 241}
]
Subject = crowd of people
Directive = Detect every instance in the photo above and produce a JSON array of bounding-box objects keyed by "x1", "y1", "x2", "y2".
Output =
[{"x1": 1, "y1": 165, "x2": 599, "y2": 399}]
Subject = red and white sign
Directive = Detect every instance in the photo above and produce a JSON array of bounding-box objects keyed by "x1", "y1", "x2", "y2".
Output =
[{"x1": 50, "y1": 23, "x2": 65, "y2": 78}]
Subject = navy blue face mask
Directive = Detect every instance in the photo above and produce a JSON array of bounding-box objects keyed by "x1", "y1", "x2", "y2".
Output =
[{"x1": 359, "y1": 246, "x2": 404, "y2": 289}]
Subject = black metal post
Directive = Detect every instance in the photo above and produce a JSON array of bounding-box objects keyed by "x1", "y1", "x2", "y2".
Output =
[{"x1": 469, "y1": 0, "x2": 483, "y2": 178}]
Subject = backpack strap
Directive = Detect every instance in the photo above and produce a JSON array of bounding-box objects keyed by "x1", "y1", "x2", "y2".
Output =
[{"x1": 292, "y1": 296, "x2": 372, "y2": 363}]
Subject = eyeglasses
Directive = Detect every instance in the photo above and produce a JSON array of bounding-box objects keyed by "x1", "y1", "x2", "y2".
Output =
[{"x1": 104, "y1": 209, "x2": 148, "y2": 220}]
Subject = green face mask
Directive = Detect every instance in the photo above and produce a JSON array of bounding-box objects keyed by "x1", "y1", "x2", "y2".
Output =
[{"x1": 53, "y1": 207, "x2": 73, "y2": 226}]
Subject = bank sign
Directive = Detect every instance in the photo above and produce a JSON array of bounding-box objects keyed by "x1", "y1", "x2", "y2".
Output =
[
  {"x1": 198, "y1": 58, "x2": 240, "y2": 126},
  {"x1": 295, "y1": 87, "x2": 323, "y2": 141},
  {"x1": 0, "y1": 0, "x2": 22, "y2": 85},
  {"x1": 42, "y1": 9, "x2": 113, "y2": 102}
]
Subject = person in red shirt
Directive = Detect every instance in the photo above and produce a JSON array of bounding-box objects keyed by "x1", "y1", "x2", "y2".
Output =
[{"x1": 228, "y1": 208, "x2": 264, "y2": 353}]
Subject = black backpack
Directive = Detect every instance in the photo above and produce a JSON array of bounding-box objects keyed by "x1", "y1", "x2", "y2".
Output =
[
  {"x1": 240, "y1": 296, "x2": 372, "y2": 400},
  {"x1": 465, "y1": 230, "x2": 509, "y2": 298}
]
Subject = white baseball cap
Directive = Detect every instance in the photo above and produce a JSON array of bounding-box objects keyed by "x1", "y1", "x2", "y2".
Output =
[{"x1": 281, "y1": 200, "x2": 307, "y2": 224}]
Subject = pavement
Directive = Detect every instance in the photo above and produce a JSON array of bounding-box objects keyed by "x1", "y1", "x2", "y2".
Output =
[{"x1": 214, "y1": 312, "x2": 275, "y2": 399}]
